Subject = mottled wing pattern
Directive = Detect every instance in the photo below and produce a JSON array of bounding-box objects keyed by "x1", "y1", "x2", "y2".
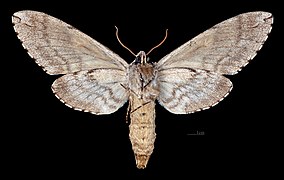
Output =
[
  {"x1": 52, "y1": 69, "x2": 128, "y2": 114},
  {"x1": 157, "y1": 12, "x2": 273, "y2": 75},
  {"x1": 157, "y1": 68, "x2": 232, "y2": 114},
  {"x1": 12, "y1": 10, "x2": 129, "y2": 114},
  {"x1": 157, "y1": 11, "x2": 273, "y2": 114},
  {"x1": 12, "y1": 10, "x2": 128, "y2": 75}
]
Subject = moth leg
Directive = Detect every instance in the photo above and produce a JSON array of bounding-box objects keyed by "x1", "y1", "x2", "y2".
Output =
[
  {"x1": 120, "y1": 83, "x2": 128, "y2": 90},
  {"x1": 125, "y1": 101, "x2": 131, "y2": 123},
  {"x1": 130, "y1": 101, "x2": 151, "y2": 114},
  {"x1": 143, "y1": 80, "x2": 152, "y2": 89},
  {"x1": 120, "y1": 83, "x2": 140, "y2": 97},
  {"x1": 119, "y1": 83, "x2": 131, "y2": 123},
  {"x1": 143, "y1": 74, "x2": 157, "y2": 89}
]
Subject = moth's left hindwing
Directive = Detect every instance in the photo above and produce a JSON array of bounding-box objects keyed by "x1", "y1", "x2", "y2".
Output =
[{"x1": 52, "y1": 69, "x2": 128, "y2": 114}]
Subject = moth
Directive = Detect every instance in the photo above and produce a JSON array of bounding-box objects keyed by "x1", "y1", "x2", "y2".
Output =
[{"x1": 12, "y1": 10, "x2": 273, "y2": 169}]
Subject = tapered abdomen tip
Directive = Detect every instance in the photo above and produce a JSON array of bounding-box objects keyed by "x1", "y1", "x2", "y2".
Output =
[{"x1": 135, "y1": 154, "x2": 150, "y2": 169}]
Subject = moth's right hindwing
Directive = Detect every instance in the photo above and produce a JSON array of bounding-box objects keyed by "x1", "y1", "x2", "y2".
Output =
[{"x1": 157, "y1": 68, "x2": 232, "y2": 114}]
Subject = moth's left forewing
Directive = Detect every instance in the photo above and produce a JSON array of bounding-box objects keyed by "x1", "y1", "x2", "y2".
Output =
[{"x1": 12, "y1": 10, "x2": 128, "y2": 75}]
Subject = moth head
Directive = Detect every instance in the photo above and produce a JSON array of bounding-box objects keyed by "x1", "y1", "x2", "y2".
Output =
[
  {"x1": 134, "y1": 51, "x2": 148, "y2": 64},
  {"x1": 115, "y1": 26, "x2": 168, "y2": 65}
]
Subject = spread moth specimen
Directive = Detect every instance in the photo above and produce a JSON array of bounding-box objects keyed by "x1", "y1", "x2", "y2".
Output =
[{"x1": 12, "y1": 10, "x2": 273, "y2": 169}]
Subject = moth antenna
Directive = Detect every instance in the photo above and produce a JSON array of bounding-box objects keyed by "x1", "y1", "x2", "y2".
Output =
[
  {"x1": 146, "y1": 29, "x2": 168, "y2": 55},
  {"x1": 115, "y1": 26, "x2": 136, "y2": 56}
]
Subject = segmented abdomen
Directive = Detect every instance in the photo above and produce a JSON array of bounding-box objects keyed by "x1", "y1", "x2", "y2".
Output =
[{"x1": 129, "y1": 95, "x2": 156, "y2": 169}]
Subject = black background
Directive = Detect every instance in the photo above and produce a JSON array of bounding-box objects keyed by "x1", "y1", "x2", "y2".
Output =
[{"x1": 1, "y1": 0, "x2": 281, "y2": 178}]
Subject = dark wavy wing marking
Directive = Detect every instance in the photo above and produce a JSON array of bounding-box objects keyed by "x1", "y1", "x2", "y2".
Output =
[
  {"x1": 52, "y1": 69, "x2": 128, "y2": 114},
  {"x1": 157, "y1": 68, "x2": 232, "y2": 114},
  {"x1": 157, "y1": 12, "x2": 273, "y2": 75},
  {"x1": 12, "y1": 10, "x2": 128, "y2": 75}
]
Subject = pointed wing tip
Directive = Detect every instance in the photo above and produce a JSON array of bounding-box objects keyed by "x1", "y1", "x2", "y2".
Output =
[
  {"x1": 12, "y1": 13, "x2": 22, "y2": 24},
  {"x1": 12, "y1": 10, "x2": 44, "y2": 25},
  {"x1": 260, "y1": 11, "x2": 273, "y2": 25},
  {"x1": 12, "y1": 10, "x2": 29, "y2": 21},
  {"x1": 251, "y1": 11, "x2": 273, "y2": 27}
]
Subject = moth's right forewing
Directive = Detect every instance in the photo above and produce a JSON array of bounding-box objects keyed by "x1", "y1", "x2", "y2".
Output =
[
  {"x1": 157, "y1": 11, "x2": 273, "y2": 75},
  {"x1": 12, "y1": 10, "x2": 128, "y2": 75}
]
